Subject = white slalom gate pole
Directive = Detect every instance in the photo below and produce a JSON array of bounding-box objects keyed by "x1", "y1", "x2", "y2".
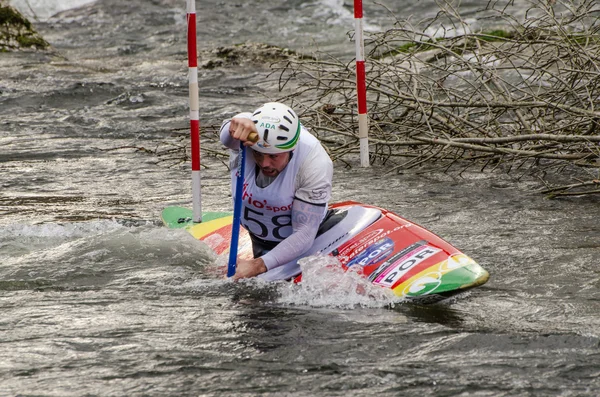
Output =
[
  {"x1": 187, "y1": 0, "x2": 202, "y2": 222},
  {"x1": 354, "y1": 0, "x2": 369, "y2": 167}
]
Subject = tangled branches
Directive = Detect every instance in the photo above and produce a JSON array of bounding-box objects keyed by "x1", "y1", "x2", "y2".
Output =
[{"x1": 272, "y1": 0, "x2": 600, "y2": 196}]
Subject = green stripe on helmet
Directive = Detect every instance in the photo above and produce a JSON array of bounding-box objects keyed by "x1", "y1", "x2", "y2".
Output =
[{"x1": 275, "y1": 122, "x2": 301, "y2": 150}]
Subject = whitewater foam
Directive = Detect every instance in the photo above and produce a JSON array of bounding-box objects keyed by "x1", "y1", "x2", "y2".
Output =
[{"x1": 9, "y1": 0, "x2": 97, "y2": 20}]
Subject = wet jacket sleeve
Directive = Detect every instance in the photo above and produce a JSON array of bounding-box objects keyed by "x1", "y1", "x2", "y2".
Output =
[
  {"x1": 260, "y1": 198, "x2": 325, "y2": 271},
  {"x1": 219, "y1": 112, "x2": 253, "y2": 150}
]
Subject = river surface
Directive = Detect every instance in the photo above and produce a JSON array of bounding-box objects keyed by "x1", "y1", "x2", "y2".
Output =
[{"x1": 1, "y1": 0, "x2": 599, "y2": 396}]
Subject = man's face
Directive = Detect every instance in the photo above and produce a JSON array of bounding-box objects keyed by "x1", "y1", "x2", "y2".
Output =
[{"x1": 251, "y1": 150, "x2": 291, "y2": 178}]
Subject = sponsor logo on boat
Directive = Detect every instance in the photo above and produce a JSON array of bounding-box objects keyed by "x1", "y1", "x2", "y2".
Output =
[
  {"x1": 338, "y1": 228, "x2": 383, "y2": 256},
  {"x1": 346, "y1": 237, "x2": 394, "y2": 268},
  {"x1": 397, "y1": 254, "x2": 477, "y2": 297},
  {"x1": 368, "y1": 240, "x2": 427, "y2": 281},
  {"x1": 320, "y1": 232, "x2": 350, "y2": 254},
  {"x1": 338, "y1": 226, "x2": 405, "y2": 263},
  {"x1": 371, "y1": 243, "x2": 441, "y2": 287}
]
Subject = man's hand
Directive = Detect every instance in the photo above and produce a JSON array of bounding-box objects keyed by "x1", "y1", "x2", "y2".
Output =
[
  {"x1": 229, "y1": 117, "x2": 258, "y2": 147},
  {"x1": 232, "y1": 257, "x2": 267, "y2": 280}
]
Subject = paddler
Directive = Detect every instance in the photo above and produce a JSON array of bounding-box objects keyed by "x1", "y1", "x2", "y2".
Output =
[{"x1": 219, "y1": 102, "x2": 333, "y2": 280}]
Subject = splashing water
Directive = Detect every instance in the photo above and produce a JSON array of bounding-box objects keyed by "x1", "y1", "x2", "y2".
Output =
[
  {"x1": 277, "y1": 255, "x2": 403, "y2": 308},
  {"x1": 9, "y1": 0, "x2": 97, "y2": 20}
]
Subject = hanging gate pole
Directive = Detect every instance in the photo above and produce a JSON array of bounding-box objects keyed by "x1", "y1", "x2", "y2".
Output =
[
  {"x1": 187, "y1": 0, "x2": 202, "y2": 222},
  {"x1": 354, "y1": 0, "x2": 369, "y2": 167}
]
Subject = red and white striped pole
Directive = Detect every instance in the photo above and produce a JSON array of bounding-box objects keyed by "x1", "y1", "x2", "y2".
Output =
[
  {"x1": 187, "y1": 0, "x2": 202, "y2": 222},
  {"x1": 354, "y1": 0, "x2": 369, "y2": 167}
]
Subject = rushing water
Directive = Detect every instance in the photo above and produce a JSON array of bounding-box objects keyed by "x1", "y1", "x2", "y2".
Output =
[{"x1": 1, "y1": 0, "x2": 600, "y2": 396}]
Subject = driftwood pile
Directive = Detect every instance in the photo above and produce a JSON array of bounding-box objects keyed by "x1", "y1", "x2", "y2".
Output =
[
  {"x1": 269, "y1": 0, "x2": 600, "y2": 197},
  {"x1": 152, "y1": 0, "x2": 599, "y2": 198}
]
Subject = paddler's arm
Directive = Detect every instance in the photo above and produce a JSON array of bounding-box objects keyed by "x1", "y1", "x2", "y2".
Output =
[
  {"x1": 261, "y1": 199, "x2": 326, "y2": 270},
  {"x1": 233, "y1": 199, "x2": 325, "y2": 280},
  {"x1": 232, "y1": 257, "x2": 267, "y2": 280},
  {"x1": 219, "y1": 112, "x2": 256, "y2": 150},
  {"x1": 258, "y1": 145, "x2": 333, "y2": 275}
]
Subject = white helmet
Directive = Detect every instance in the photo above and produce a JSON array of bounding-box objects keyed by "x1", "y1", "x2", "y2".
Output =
[{"x1": 251, "y1": 102, "x2": 301, "y2": 154}]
